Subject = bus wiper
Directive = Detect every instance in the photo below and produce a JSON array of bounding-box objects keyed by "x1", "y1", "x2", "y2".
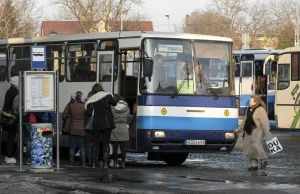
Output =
[
  {"x1": 200, "y1": 74, "x2": 219, "y2": 99},
  {"x1": 171, "y1": 62, "x2": 190, "y2": 98}
]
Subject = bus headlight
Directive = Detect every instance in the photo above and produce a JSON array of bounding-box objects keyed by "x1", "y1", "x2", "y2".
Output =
[
  {"x1": 154, "y1": 131, "x2": 165, "y2": 138},
  {"x1": 225, "y1": 133, "x2": 235, "y2": 139}
]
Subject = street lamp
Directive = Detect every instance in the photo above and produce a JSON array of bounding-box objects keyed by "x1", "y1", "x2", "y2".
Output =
[{"x1": 165, "y1": 13, "x2": 170, "y2": 32}]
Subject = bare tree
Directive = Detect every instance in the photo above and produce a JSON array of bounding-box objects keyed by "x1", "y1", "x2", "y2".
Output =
[
  {"x1": 183, "y1": 10, "x2": 231, "y2": 37},
  {"x1": 52, "y1": 0, "x2": 145, "y2": 33},
  {"x1": 0, "y1": 0, "x2": 40, "y2": 38}
]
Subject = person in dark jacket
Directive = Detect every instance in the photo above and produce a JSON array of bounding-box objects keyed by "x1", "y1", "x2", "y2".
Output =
[
  {"x1": 110, "y1": 94, "x2": 130, "y2": 169},
  {"x1": 62, "y1": 91, "x2": 86, "y2": 167},
  {"x1": 85, "y1": 84, "x2": 117, "y2": 168},
  {"x1": 3, "y1": 76, "x2": 19, "y2": 164}
]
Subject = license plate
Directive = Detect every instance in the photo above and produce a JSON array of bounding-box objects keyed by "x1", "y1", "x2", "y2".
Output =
[{"x1": 186, "y1": 140, "x2": 206, "y2": 145}]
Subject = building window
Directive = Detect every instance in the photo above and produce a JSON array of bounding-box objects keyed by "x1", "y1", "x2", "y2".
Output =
[
  {"x1": 66, "y1": 42, "x2": 97, "y2": 82},
  {"x1": 0, "y1": 47, "x2": 7, "y2": 82}
]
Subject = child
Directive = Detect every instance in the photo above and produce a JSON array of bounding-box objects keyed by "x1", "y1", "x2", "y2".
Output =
[{"x1": 110, "y1": 94, "x2": 130, "y2": 169}]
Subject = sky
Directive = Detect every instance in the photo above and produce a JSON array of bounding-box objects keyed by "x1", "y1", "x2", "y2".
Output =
[{"x1": 37, "y1": 0, "x2": 210, "y2": 32}]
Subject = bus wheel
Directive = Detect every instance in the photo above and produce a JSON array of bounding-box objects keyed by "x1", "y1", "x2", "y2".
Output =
[{"x1": 160, "y1": 152, "x2": 188, "y2": 166}]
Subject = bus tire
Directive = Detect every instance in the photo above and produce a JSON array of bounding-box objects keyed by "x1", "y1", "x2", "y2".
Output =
[{"x1": 160, "y1": 152, "x2": 188, "y2": 166}]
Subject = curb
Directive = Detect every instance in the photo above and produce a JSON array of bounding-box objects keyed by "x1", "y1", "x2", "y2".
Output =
[{"x1": 25, "y1": 176, "x2": 173, "y2": 194}]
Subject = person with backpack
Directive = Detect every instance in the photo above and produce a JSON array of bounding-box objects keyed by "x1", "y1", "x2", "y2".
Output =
[
  {"x1": 1, "y1": 76, "x2": 19, "y2": 164},
  {"x1": 109, "y1": 94, "x2": 130, "y2": 169}
]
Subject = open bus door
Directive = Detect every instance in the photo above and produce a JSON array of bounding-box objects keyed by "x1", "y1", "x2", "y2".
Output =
[
  {"x1": 263, "y1": 54, "x2": 278, "y2": 120},
  {"x1": 96, "y1": 50, "x2": 116, "y2": 93},
  {"x1": 239, "y1": 60, "x2": 254, "y2": 115}
]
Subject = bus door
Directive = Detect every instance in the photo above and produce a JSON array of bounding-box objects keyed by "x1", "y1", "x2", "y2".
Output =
[
  {"x1": 96, "y1": 50, "x2": 117, "y2": 94},
  {"x1": 263, "y1": 55, "x2": 277, "y2": 120},
  {"x1": 239, "y1": 61, "x2": 254, "y2": 115}
]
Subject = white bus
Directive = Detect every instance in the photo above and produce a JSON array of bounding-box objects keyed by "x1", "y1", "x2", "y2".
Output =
[
  {"x1": 233, "y1": 49, "x2": 280, "y2": 120},
  {"x1": 275, "y1": 47, "x2": 300, "y2": 129},
  {"x1": 0, "y1": 31, "x2": 237, "y2": 165}
]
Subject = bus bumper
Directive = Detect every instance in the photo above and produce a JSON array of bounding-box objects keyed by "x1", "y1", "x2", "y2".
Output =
[{"x1": 137, "y1": 129, "x2": 237, "y2": 153}]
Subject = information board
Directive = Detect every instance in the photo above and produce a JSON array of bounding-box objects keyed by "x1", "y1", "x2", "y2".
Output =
[{"x1": 24, "y1": 71, "x2": 56, "y2": 112}]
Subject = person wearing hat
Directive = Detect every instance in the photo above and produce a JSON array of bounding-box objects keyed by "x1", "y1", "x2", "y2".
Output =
[{"x1": 62, "y1": 91, "x2": 86, "y2": 167}]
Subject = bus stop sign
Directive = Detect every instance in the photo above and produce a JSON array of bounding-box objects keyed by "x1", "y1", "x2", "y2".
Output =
[{"x1": 31, "y1": 46, "x2": 46, "y2": 69}]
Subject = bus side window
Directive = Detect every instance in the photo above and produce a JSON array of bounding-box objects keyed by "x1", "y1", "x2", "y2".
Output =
[
  {"x1": 277, "y1": 64, "x2": 290, "y2": 90},
  {"x1": 0, "y1": 47, "x2": 7, "y2": 82},
  {"x1": 291, "y1": 53, "x2": 300, "y2": 81},
  {"x1": 66, "y1": 42, "x2": 97, "y2": 82},
  {"x1": 242, "y1": 62, "x2": 252, "y2": 77},
  {"x1": 45, "y1": 44, "x2": 65, "y2": 82},
  {"x1": 270, "y1": 61, "x2": 277, "y2": 84},
  {"x1": 9, "y1": 46, "x2": 31, "y2": 77}
]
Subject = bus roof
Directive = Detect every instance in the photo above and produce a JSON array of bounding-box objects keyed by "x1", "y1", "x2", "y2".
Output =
[
  {"x1": 0, "y1": 31, "x2": 233, "y2": 45},
  {"x1": 233, "y1": 49, "x2": 280, "y2": 55},
  {"x1": 279, "y1": 47, "x2": 300, "y2": 55}
]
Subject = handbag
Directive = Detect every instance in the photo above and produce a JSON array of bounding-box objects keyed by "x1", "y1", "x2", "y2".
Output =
[
  {"x1": 0, "y1": 107, "x2": 17, "y2": 128},
  {"x1": 62, "y1": 103, "x2": 71, "y2": 135},
  {"x1": 85, "y1": 105, "x2": 94, "y2": 132}
]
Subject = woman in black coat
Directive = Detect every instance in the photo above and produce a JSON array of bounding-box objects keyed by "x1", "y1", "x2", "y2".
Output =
[{"x1": 85, "y1": 84, "x2": 117, "y2": 168}]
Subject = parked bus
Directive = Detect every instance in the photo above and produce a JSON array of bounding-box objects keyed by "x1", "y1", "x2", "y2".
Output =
[
  {"x1": 275, "y1": 47, "x2": 300, "y2": 129},
  {"x1": 0, "y1": 31, "x2": 238, "y2": 165},
  {"x1": 233, "y1": 49, "x2": 280, "y2": 120}
]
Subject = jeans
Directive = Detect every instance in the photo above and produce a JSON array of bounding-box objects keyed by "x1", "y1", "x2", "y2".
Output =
[{"x1": 69, "y1": 135, "x2": 85, "y2": 153}]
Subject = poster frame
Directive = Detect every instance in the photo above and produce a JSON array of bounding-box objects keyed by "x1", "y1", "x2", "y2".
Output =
[{"x1": 24, "y1": 71, "x2": 56, "y2": 112}]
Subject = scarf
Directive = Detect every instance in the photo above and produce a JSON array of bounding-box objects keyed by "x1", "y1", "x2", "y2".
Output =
[{"x1": 244, "y1": 105, "x2": 260, "y2": 135}]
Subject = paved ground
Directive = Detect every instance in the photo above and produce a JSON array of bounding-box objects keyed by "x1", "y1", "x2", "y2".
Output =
[{"x1": 0, "y1": 130, "x2": 299, "y2": 194}]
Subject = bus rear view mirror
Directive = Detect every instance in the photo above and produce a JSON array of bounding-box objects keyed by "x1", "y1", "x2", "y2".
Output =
[{"x1": 143, "y1": 58, "x2": 154, "y2": 79}]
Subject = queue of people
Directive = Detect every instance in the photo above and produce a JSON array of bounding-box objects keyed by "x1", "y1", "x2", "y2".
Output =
[{"x1": 62, "y1": 83, "x2": 130, "y2": 169}]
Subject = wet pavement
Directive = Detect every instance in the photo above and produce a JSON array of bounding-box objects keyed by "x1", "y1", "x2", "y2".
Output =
[{"x1": 0, "y1": 131, "x2": 299, "y2": 193}]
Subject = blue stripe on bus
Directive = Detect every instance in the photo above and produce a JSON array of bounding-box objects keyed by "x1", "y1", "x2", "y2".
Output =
[
  {"x1": 268, "y1": 95, "x2": 275, "y2": 103},
  {"x1": 137, "y1": 95, "x2": 236, "y2": 108},
  {"x1": 136, "y1": 116, "x2": 238, "y2": 130}
]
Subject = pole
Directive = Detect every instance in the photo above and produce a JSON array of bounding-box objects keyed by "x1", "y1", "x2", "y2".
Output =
[
  {"x1": 56, "y1": 71, "x2": 60, "y2": 170},
  {"x1": 168, "y1": 17, "x2": 170, "y2": 32},
  {"x1": 120, "y1": 5, "x2": 123, "y2": 31},
  {"x1": 18, "y1": 71, "x2": 23, "y2": 171}
]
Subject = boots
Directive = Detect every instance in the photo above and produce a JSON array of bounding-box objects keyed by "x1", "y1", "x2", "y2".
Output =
[
  {"x1": 120, "y1": 150, "x2": 126, "y2": 169},
  {"x1": 91, "y1": 147, "x2": 98, "y2": 168},
  {"x1": 69, "y1": 150, "x2": 75, "y2": 167},
  {"x1": 81, "y1": 152, "x2": 86, "y2": 167},
  {"x1": 103, "y1": 152, "x2": 109, "y2": 169}
]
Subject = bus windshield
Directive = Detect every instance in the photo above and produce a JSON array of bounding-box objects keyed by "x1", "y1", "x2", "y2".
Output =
[
  {"x1": 141, "y1": 39, "x2": 193, "y2": 94},
  {"x1": 194, "y1": 41, "x2": 232, "y2": 95},
  {"x1": 141, "y1": 39, "x2": 233, "y2": 96}
]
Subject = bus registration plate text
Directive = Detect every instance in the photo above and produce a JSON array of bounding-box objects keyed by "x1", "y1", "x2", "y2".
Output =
[{"x1": 186, "y1": 140, "x2": 206, "y2": 145}]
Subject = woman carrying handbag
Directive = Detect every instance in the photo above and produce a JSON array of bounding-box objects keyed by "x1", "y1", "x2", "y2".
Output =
[
  {"x1": 85, "y1": 84, "x2": 117, "y2": 168},
  {"x1": 62, "y1": 91, "x2": 86, "y2": 167}
]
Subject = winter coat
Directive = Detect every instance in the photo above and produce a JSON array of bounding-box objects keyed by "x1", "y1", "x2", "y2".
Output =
[
  {"x1": 85, "y1": 91, "x2": 117, "y2": 131},
  {"x1": 63, "y1": 100, "x2": 86, "y2": 137},
  {"x1": 236, "y1": 106, "x2": 273, "y2": 161},
  {"x1": 110, "y1": 100, "x2": 130, "y2": 141},
  {"x1": 4, "y1": 85, "x2": 18, "y2": 111}
]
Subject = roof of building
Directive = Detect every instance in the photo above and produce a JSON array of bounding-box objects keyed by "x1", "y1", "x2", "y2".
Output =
[{"x1": 41, "y1": 20, "x2": 154, "y2": 36}]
